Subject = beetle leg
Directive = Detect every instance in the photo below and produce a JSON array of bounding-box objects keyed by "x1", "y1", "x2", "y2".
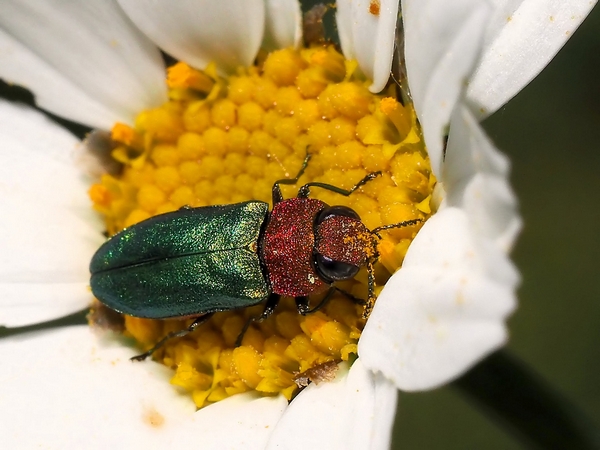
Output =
[
  {"x1": 295, "y1": 288, "x2": 336, "y2": 315},
  {"x1": 297, "y1": 171, "x2": 381, "y2": 198},
  {"x1": 334, "y1": 287, "x2": 366, "y2": 306},
  {"x1": 130, "y1": 313, "x2": 214, "y2": 362},
  {"x1": 271, "y1": 183, "x2": 285, "y2": 204},
  {"x1": 235, "y1": 294, "x2": 280, "y2": 347},
  {"x1": 272, "y1": 153, "x2": 311, "y2": 204}
]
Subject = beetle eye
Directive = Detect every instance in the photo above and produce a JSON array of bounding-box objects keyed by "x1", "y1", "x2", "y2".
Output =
[
  {"x1": 315, "y1": 206, "x2": 360, "y2": 225},
  {"x1": 314, "y1": 253, "x2": 360, "y2": 282}
]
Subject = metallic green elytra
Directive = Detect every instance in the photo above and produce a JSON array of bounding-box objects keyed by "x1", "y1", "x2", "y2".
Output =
[{"x1": 90, "y1": 201, "x2": 270, "y2": 318}]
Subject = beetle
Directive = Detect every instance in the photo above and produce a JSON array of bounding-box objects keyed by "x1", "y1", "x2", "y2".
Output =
[{"x1": 90, "y1": 155, "x2": 422, "y2": 361}]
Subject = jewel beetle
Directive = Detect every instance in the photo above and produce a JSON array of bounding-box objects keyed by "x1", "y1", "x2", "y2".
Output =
[{"x1": 90, "y1": 156, "x2": 422, "y2": 360}]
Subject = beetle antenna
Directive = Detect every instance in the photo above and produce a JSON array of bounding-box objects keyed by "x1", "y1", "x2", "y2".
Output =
[
  {"x1": 362, "y1": 260, "x2": 377, "y2": 319},
  {"x1": 360, "y1": 219, "x2": 424, "y2": 319},
  {"x1": 298, "y1": 171, "x2": 381, "y2": 198},
  {"x1": 371, "y1": 218, "x2": 423, "y2": 239}
]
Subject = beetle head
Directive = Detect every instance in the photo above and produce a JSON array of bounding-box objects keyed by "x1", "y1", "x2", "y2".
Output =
[
  {"x1": 314, "y1": 207, "x2": 423, "y2": 318},
  {"x1": 313, "y1": 206, "x2": 378, "y2": 283}
]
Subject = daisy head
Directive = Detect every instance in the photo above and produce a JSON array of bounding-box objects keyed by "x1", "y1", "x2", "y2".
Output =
[{"x1": 85, "y1": 0, "x2": 433, "y2": 409}]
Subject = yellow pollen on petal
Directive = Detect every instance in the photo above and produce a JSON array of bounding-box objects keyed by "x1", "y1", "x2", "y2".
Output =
[
  {"x1": 110, "y1": 122, "x2": 142, "y2": 150},
  {"x1": 167, "y1": 62, "x2": 215, "y2": 93},
  {"x1": 89, "y1": 46, "x2": 434, "y2": 409},
  {"x1": 309, "y1": 47, "x2": 346, "y2": 80}
]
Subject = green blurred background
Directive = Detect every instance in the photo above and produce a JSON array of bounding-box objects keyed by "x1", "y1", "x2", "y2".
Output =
[{"x1": 392, "y1": 5, "x2": 600, "y2": 449}]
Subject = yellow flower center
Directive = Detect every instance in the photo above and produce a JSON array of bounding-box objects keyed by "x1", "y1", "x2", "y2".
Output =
[{"x1": 89, "y1": 46, "x2": 434, "y2": 408}]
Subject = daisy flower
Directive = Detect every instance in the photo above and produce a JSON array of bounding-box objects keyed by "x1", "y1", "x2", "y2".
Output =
[{"x1": 0, "y1": 0, "x2": 594, "y2": 448}]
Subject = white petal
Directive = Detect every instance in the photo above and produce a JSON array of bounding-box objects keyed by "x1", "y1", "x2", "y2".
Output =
[
  {"x1": 0, "y1": 0, "x2": 167, "y2": 130},
  {"x1": 0, "y1": 326, "x2": 287, "y2": 449},
  {"x1": 189, "y1": 390, "x2": 287, "y2": 449},
  {"x1": 263, "y1": 0, "x2": 303, "y2": 51},
  {"x1": 266, "y1": 361, "x2": 397, "y2": 450},
  {"x1": 467, "y1": 0, "x2": 597, "y2": 117},
  {"x1": 401, "y1": 0, "x2": 491, "y2": 176},
  {"x1": 335, "y1": 0, "x2": 355, "y2": 60},
  {"x1": 444, "y1": 104, "x2": 522, "y2": 251},
  {"x1": 336, "y1": 0, "x2": 399, "y2": 93},
  {"x1": 359, "y1": 208, "x2": 518, "y2": 390},
  {"x1": 481, "y1": 0, "x2": 529, "y2": 47},
  {"x1": 118, "y1": 0, "x2": 266, "y2": 74},
  {"x1": 0, "y1": 101, "x2": 104, "y2": 326}
]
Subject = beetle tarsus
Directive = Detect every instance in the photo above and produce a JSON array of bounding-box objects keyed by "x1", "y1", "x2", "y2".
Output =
[
  {"x1": 294, "y1": 288, "x2": 336, "y2": 315},
  {"x1": 130, "y1": 313, "x2": 214, "y2": 362},
  {"x1": 235, "y1": 294, "x2": 280, "y2": 347},
  {"x1": 349, "y1": 171, "x2": 382, "y2": 193},
  {"x1": 295, "y1": 296, "x2": 310, "y2": 315},
  {"x1": 130, "y1": 351, "x2": 152, "y2": 362}
]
